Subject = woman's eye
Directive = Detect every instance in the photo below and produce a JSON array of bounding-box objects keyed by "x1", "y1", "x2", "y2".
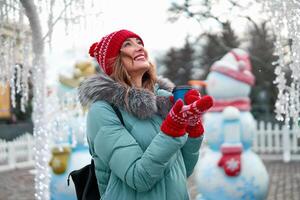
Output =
[
  {"x1": 123, "y1": 42, "x2": 131, "y2": 47},
  {"x1": 137, "y1": 40, "x2": 143, "y2": 46}
]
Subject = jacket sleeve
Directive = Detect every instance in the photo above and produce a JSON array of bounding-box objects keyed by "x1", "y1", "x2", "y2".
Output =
[
  {"x1": 180, "y1": 136, "x2": 203, "y2": 177},
  {"x1": 88, "y1": 102, "x2": 188, "y2": 192}
]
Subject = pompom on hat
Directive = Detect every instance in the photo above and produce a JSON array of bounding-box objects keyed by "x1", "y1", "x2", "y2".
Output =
[
  {"x1": 89, "y1": 29, "x2": 143, "y2": 75},
  {"x1": 210, "y1": 48, "x2": 255, "y2": 86}
]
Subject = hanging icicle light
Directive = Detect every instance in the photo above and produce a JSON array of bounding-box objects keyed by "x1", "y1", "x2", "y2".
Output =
[
  {"x1": 1, "y1": 0, "x2": 98, "y2": 199},
  {"x1": 46, "y1": 89, "x2": 87, "y2": 149},
  {"x1": 0, "y1": 2, "x2": 32, "y2": 111},
  {"x1": 257, "y1": 0, "x2": 300, "y2": 127}
]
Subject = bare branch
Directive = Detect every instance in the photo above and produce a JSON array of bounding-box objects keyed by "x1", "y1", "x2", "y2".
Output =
[
  {"x1": 237, "y1": 15, "x2": 262, "y2": 36},
  {"x1": 168, "y1": 0, "x2": 225, "y2": 27},
  {"x1": 41, "y1": 0, "x2": 74, "y2": 41},
  {"x1": 227, "y1": 0, "x2": 243, "y2": 8}
]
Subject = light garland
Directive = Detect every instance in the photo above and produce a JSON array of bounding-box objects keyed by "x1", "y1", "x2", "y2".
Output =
[
  {"x1": 256, "y1": 0, "x2": 300, "y2": 127},
  {"x1": 46, "y1": 89, "x2": 87, "y2": 148},
  {"x1": 0, "y1": 1, "x2": 95, "y2": 199},
  {"x1": 32, "y1": 57, "x2": 50, "y2": 200},
  {"x1": 0, "y1": 19, "x2": 32, "y2": 111}
]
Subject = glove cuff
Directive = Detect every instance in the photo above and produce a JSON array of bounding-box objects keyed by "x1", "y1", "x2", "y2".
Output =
[
  {"x1": 186, "y1": 125, "x2": 204, "y2": 138},
  {"x1": 161, "y1": 120, "x2": 186, "y2": 137},
  {"x1": 220, "y1": 144, "x2": 243, "y2": 154}
]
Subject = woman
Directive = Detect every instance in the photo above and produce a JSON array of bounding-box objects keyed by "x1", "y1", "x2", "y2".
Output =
[{"x1": 78, "y1": 29, "x2": 213, "y2": 200}]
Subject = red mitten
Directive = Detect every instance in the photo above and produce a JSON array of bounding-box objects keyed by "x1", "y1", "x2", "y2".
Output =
[
  {"x1": 185, "y1": 116, "x2": 204, "y2": 138},
  {"x1": 183, "y1": 90, "x2": 214, "y2": 137},
  {"x1": 184, "y1": 89, "x2": 201, "y2": 105},
  {"x1": 161, "y1": 99, "x2": 187, "y2": 137},
  {"x1": 218, "y1": 145, "x2": 242, "y2": 176},
  {"x1": 169, "y1": 95, "x2": 174, "y2": 104}
]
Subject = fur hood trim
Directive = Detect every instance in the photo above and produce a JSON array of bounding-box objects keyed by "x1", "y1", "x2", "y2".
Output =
[{"x1": 78, "y1": 73, "x2": 174, "y2": 119}]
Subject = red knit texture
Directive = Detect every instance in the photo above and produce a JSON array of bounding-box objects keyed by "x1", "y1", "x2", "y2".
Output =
[
  {"x1": 184, "y1": 89, "x2": 201, "y2": 105},
  {"x1": 89, "y1": 42, "x2": 99, "y2": 57},
  {"x1": 185, "y1": 119, "x2": 204, "y2": 138},
  {"x1": 89, "y1": 29, "x2": 144, "y2": 75},
  {"x1": 161, "y1": 100, "x2": 187, "y2": 137},
  {"x1": 183, "y1": 90, "x2": 214, "y2": 138}
]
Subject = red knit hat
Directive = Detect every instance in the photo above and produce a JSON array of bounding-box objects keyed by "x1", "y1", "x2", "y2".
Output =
[
  {"x1": 89, "y1": 29, "x2": 144, "y2": 75},
  {"x1": 210, "y1": 48, "x2": 255, "y2": 86}
]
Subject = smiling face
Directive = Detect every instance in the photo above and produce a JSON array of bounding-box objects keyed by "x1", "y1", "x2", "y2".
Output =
[{"x1": 120, "y1": 37, "x2": 150, "y2": 77}]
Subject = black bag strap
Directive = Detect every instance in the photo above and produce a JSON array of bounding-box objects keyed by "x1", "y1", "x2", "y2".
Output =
[{"x1": 111, "y1": 104, "x2": 124, "y2": 126}]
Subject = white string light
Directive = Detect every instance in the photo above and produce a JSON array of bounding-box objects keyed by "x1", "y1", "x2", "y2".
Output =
[
  {"x1": 46, "y1": 89, "x2": 87, "y2": 149},
  {"x1": 32, "y1": 57, "x2": 50, "y2": 200},
  {"x1": 0, "y1": 1, "x2": 96, "y2": 199},
  {"x1": 0, "y1": 2, "x2": 32, "y2": 110}
]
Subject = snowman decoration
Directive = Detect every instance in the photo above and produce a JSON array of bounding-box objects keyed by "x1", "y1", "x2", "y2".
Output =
[{"x1": 195, "y1": 49, "x2": 269, "y2": 200}]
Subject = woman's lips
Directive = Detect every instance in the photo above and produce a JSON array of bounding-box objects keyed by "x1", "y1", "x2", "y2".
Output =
[{"x1": 134, "y1": 54, "x2": 146, "y2": 61}]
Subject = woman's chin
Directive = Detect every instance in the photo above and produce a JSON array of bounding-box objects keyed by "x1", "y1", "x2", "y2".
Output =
[
  {"x1": 134, "y1": 62, "x2": 150, "y2": 70},
  {"x1": 134, "y1": 60, "x2": 149, "y2": 66}
]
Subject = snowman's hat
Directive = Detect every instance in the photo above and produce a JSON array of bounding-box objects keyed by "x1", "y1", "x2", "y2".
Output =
[{"x1": 210, "y1": 48, "x2": 255, "y2": 86}]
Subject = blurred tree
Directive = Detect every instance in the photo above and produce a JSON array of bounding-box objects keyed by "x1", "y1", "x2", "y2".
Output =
[
  {"x1": 162, "y1": 37, "x2": 196, "y2": 85},
  {"x1": 167, "y1": 0, "x2": 251, "y2": 80},
  {"x1": 247, "y1": 21, "x2": 279, "y2": 122},
  {"x1": 198, "y1": 21, "x2": 240, "y2": 79},
  {"x1": 168, "y1": 0, "x2": 253, "y2": 29}
]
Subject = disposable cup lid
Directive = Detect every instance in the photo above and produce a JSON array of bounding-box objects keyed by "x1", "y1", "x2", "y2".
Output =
[{"x1": 172, "y1": 85, "x2": 192, "y2": 92}]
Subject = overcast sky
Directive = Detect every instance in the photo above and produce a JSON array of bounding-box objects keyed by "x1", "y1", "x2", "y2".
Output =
[
  {"x1": 51, "y1": 0, "x2": 264, "y2": 55},
  {"x1": 52, "y1": 0, "x2": 204, "y2": 56}
]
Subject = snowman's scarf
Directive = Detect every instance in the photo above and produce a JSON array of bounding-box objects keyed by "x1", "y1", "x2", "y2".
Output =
[{"x1": 209, "y1": 97, "x2": 251, "y2": 112}]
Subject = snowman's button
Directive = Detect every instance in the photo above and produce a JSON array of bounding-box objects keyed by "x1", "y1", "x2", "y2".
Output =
[{"x1": 222, "y1": 106, "x2": 240, "y2": 120}]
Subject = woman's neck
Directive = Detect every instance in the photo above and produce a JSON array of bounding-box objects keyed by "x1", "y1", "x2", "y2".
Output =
[
  {"x1": 130, "y1": 75, "x2": 143, "y2": 88},
  {"x1": 130, "y1": 73, "x2": 144, "y2": 88}
]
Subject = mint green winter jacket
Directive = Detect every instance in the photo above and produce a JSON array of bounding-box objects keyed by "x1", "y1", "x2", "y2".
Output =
[{"x1": 79, "y1": 74, "x2": 203, "y2": 200}]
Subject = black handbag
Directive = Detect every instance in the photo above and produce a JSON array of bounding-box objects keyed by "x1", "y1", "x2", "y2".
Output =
[
  {"x1": 67, "y1": 105, "x2": 124, "y2": 200},
  {"x1": 68, "y1": 159, "x2": 100, "y2": 200}
]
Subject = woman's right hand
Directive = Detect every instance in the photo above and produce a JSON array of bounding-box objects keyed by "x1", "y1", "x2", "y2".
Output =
[
  {"x1": 183, "y1": 90, "x2": 213, "y2": 137},
  {"x1": 161, "y1": 99, "x2": 187, "y2": 137}
]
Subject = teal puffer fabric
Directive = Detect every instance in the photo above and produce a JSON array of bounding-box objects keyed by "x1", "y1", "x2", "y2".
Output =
[{"x1": 86, "y1": 100, "x2": 203, "y2": 200}]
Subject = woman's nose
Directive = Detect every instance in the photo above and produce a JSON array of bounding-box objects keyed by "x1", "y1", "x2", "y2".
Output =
[{"x1": 134, "y1": 43, "x2": 143, "y2": 51}]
